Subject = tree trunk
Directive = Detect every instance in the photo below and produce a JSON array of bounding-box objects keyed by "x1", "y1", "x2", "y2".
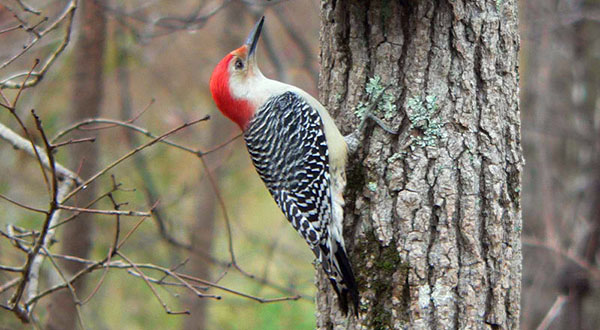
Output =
[
  {"x1": 317, "y1": 1, "x2": 522, "y2": 329},
  {"x1": 183, "y1": 4, "x2": 245, "y2": 329},
  {"x1": 46, "y1": 1, "x2": 106, "y2": 329}
]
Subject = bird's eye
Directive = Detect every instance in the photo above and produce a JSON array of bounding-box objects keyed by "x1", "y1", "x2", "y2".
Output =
[{"x1": 235, "y1": 59, "x2": 244, "y2": 70}]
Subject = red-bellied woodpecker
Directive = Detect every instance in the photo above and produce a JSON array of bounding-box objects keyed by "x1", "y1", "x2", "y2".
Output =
[{"x1": 209, "y1": 17, "x2": 359, "y2": 316}]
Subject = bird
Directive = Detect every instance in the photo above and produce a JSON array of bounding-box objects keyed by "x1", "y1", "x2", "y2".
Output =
[{"x1": 209, "y1": 16, "x2": 359, "y2": 316}]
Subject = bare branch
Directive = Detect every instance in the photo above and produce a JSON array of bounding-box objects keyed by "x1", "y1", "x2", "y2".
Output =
[
  {"x1": 49, "y1": 183, "x2": 129, "y2": 230},
  {"x1": 98, "y1": 0, "x2": 231, "y2": 40},
  {"x1": 523, "y1": 237, "x2": 600, "y2": 280},
  {"x1": 198, "y1": 156, "x2": 253, "y2": 278},
  {"x1": 116, "y1": 213, "x2": 153, "y2": 250},
  {"x1": 15, "y1": 0, "x2": 41, "y2": 15},
  {"x1": 53, "y1": 118, "x2": 201, "y2": 154},
  {"x1": 0, "y1": 193, "x2": 47, "y2": 214},
  {"x1": 0, "y1": 122, "x2": 81, "y2": 183},
  {"x1": 0, "y1": 278, "x2": 20, "y2": 294},
  {"x1": 52, "y1": 137, "x2": 96, "y2": 148},
  {"x1": 7, "y1": 116, "x2": 73, "y2": 321},
  {"x1": 60, "y1": 115, "x2": 210, "y2": 203},
  {"x1": 57, "y1": 205, "x2": 151, "y2": 217},
  {"x1": 536, "y1": 295, "x2": 568, "y2": 330},
  {"x1": 0, "y1": 0, "x2": 77, "y2": 89},
  {"x1": 0, "y1": 24, "x2": 23, "y2": 34},
  {"x1": 17, "y1": 248, "x2": 303, "y2": 306},
  {"x1": 117, "y1": 252, "x2": 190, "y2": 315},
  {"x1": 201, "y1": 132, "x2": 242, "y2": 156},
  {"x1": 125, "y1": 270, "x2": 213, "y2": 294},
  {"x1": 0, "y1": 265, "x2": 22, "y2": 272},
  {"x1": 41, "y1": 246, "x2": 86, "y2": 330}
]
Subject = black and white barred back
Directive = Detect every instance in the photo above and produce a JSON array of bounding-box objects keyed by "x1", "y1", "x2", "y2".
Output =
[{"x1": 244, "y1": 91, "x2": 358, "y2": 315}]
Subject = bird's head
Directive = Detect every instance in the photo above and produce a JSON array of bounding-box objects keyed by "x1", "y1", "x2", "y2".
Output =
[{"x1": 210, "y1": 16, "x2": 265, "y2": 130}]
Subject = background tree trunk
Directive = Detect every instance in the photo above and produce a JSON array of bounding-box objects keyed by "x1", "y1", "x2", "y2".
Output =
[
  {"x1": 317, "y1": 1, "x2": 522, "y2": 329},
  {"x1": 519, "y1": 0, "x2": 600, "y2": 328},
  {"x1": 46, "y1": 1, "x2": 106, "y2": 329},
  {"x1": 182, "y1": 4, "x2": 245, "y2": 329}
]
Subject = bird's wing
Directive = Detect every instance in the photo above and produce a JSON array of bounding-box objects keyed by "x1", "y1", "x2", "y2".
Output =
[
  {"x1": 244, "y1": 91, "x2": 332, "y2": 252},
  {"x1": 244, "y1": 91, "x2": 358, "y2": 315}
]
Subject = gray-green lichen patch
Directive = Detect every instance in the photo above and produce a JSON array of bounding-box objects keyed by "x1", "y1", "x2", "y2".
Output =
[
  {"x1": 496, "y1": 0, "x2": 503, "y2": 11},
  {"x1": 387, "y1": 152, "x2": 404, "y2": 163},
  {"x1": 367, "y1": 181, "x2": 378, "y2": 192},
  {"x1": 355, "y1": 75, "x2": 397, "y2": 121},
  {"x1": 405, "y1": 95, "x2": 446, "y2": 149}
]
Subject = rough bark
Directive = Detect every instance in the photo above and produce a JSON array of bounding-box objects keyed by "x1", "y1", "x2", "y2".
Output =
[
  {"x1": 45, "y1": 1, "x2": 106, "y2": 329},
  {"x1": 317, "y1": 1, "x2": 522, "y2": 329}
]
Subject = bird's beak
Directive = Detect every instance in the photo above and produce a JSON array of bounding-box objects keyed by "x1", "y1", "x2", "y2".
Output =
[{"x1": 245, "y1": 16, "x2": 264, "y2": 61}]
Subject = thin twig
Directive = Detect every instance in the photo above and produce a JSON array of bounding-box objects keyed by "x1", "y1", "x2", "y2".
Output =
[
  {"x1": 172, "y1": 269, "x2": 300, "y2": 303},
  {"x1": 49, "y1": 184, "x2": 126, "y2": 230},
  {"x1": 0, "y1": 24, "x2": 23, "y2": 34},
  {"x1": 79, "y1": 183, "x2": 122, "y2": 305},
  {"x1": 20, "y1": 113, "x2": 73, "y2": 321},
  {"x1": 536, "y1": 295, "x2": 568, "y2": 330},
  {"x1": 198, "y1": 156, "x2": 253, "y2": 278},
  {"x1": 41, "y1": 246, "x2": 86, "y2": 330},
  {"x1": 53, "y1": 118, "x2": 198, "y2": 154},
  {"x1": 117, "y1": 213, "x2": 154, "y2": 250},
  {"x1": 0, "y1": 193, "x2": 47, "y2": 214},
  {"x1": 125, "y1": 271, "x2": 212, "y2": 293},
  {"x1": 31, "y1": 110, "x2": 57, "y2": 198},
  {"x1": 0, "y1": 278, "x2": 21, "y2": 294},
  {"x1": 201, "y1": 132, "x2": 242, "y2": 156},
  {"x1": 0, "y1": 121, "x2": 81, "y2": 183},
  {"x1": 116, "y1": 252, "x2": 190, "y2": 315},
  {"x1": 52, "y1": 137, "x2": 96, "y2": 148},
  {"x1": 25, "y1": 257, "x2": 103, "y2": 307},
  {"x1": 61, "y1": 116, "x2": 210, "y2": 203},
  {"x1": 97, "y1": 0, "x2": 232, "y2": 40},
  {"x1": 0, "y1": 265, "x2": 22, "y2": 272},
  {"x1": 57, "y1": 205, "x2": 151, "y2": 217},
  {"x1": 1, "y1": 61, "x2": 53, "y2": 195},
  {"x1": 19, "y1": 252, "x2": 302, "y2": 306},
  {"x1": 53, "y1": 117, "x2": 242, "y2": 157},
  {"x1": 0, "y1": 0, "x2": 77, "y2": 89},
  {"x1": 523, "y1": 237, "x2": 600, "y2": 280},
  {"x1": 15, "y1": 0, "x2": 42, "y2": 15}
]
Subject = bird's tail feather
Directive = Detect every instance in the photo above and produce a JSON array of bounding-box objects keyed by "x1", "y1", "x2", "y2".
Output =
[{"x1": 330, "y1": 241, "x2": 359, "y2": 316}]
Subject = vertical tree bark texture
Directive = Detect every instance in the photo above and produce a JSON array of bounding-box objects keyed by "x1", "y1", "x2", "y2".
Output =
[
  {"x1": 46, "y1": 1, "x2": 106, "y2": 329},
  {"x1": 317, "y1": 1, "x2": 522, "y2": 329}
]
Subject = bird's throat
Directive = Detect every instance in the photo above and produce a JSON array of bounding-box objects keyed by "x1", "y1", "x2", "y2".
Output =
[{"x1": 209, "y1": 55, "x2": 255, "y2": 130}]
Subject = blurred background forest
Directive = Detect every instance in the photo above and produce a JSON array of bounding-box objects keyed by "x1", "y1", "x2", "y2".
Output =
[{"x1": 0, "y1": 0, "x2": 598, "y2": 329}]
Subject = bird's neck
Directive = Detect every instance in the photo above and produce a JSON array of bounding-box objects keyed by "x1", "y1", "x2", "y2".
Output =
[
  {"x1": 216, "y1": 91, "x2": 255, "y2": 131},
  {"x1": 210, "y1": 59, "x2": 256, "y2": 130}
]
